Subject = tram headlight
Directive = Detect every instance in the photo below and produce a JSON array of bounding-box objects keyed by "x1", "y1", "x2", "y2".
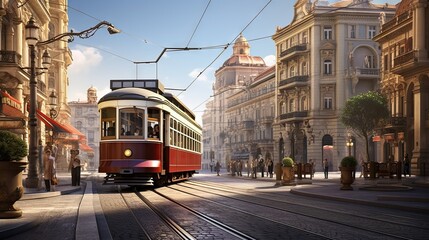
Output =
[{"x1": 124, "y1": 149, "x2": 132, "y2": 157}]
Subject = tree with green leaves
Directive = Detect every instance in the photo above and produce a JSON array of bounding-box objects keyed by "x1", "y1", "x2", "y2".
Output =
[{"x1": 340, "y1": 91, "x2": 389, "y2": 162}]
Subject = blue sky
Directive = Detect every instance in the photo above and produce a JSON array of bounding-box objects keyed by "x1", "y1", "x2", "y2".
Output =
[{"x1": 67, "y1": 0, "x2": 400, "y2": 123}]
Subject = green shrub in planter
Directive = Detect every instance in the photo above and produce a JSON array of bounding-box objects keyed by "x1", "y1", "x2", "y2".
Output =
[
  {"x1": 0, "y1": 131, "x2": 28, "y2": 161},
  {"x1": 341, "y1": 156, "x2": 358, "y2": 168},
  {"x1": 282, "y1": 157, "x2": 294, "y2": 167}
]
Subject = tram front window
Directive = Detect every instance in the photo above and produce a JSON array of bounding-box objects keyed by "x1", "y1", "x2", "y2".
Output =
[
  {"x1": 120, "y1": 108, "x2": 144, "y2": 138},
  {"x1": 148, "y1": 108, "x2": 160, "y2": 139},
  {"x1": 101, "y1": 107, "x2": 116, "y2": 139}
]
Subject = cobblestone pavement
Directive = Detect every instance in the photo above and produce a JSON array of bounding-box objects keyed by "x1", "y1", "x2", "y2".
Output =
[{"x1": 1, "y1": 170, "x2": 428, "y2": 239}]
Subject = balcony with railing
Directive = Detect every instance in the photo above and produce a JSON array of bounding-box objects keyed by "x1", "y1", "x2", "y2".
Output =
[
  {"x1": 279, "y1": 111, "x2": 308, "y2": 121},
  {"x1": 0, "y1": 51, "x2": 22, "y2": 65},
  {"x1": 279, "y1": 44, "x2": 308, "y2": 60},
  {"x1": 241, "y1": 120, "x2": 255, "y2": 131},
  {"x1": 391, "y1": 50, "x2": 417, "y2": 75},
  {"x1": 355, "y1": 68, "x2": 380, "y2": 78},
  {"x1": 259, "y1": 116, "x2": 274, "y2": 125},
  {"x1": 279, "y1": 75, "x2": 309, "y2": 88},
  {"x1": 384, "y1": 116, "x2": 407, "y2": 129},
  {"x1": 381, "y1": 11, "x2": 411, "y2": 32}
]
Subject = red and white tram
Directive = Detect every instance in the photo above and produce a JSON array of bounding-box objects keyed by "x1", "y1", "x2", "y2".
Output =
[{"x1": 98, "y1": 80, "x2": 202, "y2": 186}]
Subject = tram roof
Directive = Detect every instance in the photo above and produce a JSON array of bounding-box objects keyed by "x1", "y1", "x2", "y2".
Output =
[{"x1": 99, "y1": 82, "x2": 196, "y2": 120}]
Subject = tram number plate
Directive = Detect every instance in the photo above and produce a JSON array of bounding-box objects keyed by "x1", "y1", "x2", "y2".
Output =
[{"x1": 120, "y1": 169, "x2": 133, "y2": 174}]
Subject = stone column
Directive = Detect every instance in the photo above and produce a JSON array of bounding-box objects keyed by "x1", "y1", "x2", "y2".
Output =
[
  {"x1": 336, "y1": 23, "x2": 346, "y2": 109},
  {"x1": 411, "y1": 79, "x2": 429, "y2": 176},
  {"x1": 414, "y1": 1, "x2": 427, "y2": 59},
  {"x1": 311, "y1": 25, "x2": 321, "y2": 110}
]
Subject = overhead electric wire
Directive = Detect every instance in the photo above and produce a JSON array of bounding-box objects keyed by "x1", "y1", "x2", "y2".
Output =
[
  {"x1": 177, "y1": 0, "x2": 273, "y2": 96},
  {"x1": 186, "y1": 0, "x2": 212, "y2": 48},
  {"x1": 189, "y1": 0, "x2": 382, "y2": 113}
]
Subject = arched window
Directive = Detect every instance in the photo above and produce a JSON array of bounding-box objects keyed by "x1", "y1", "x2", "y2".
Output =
[
  {"x1": 289, "y1": 99, "x2": 295, "y2": 112},
  {"x1": 302, "y1": 62, "x2": 307, "y2": 75},
  {"x1": 300, "y1": 96, "x2": 307, "y2": 111},
  {"x1": 324, "y1": 60, "x2": 332, "y2": 75},
  {"x1": 290, "y1": 66, "x2": 296, "y2": 77},
  {"x1": 280, "y1": 101, "x2": 286, "y2": 114}
]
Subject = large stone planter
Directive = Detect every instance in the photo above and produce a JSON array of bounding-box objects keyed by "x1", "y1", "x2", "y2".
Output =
[
  {"x1": 339, "y1": 166, "x2": 355, "y2": 190},
  {"x1": 0, "y1": 161, "x2": 27, "y2": 218},
  {"x1": 282, "y1": 166, "x2": 295, "y2": 185}
]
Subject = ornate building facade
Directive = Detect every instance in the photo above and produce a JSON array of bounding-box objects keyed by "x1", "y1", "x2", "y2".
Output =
[
  {"x1": 0, "y1": 1, "x2": 72, "y2": 171},
  {"x1": 203, "y1": 35, "x2": 270, "y2": 167},
  {"x1": 68, "y1": 86, "x2": 99, "y2": 171},
  {"x1": 374, "y1": 0, "x2": 429, "y2": 176},
  {"x1": 272, "y1": 0, "x2": 396, "y2": 170},
  {"x1": 225, "y1": 66, "x2": 275, "y2": 165}
]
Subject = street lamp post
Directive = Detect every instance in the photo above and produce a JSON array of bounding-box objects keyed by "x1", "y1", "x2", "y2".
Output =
[
  {"x1": 346, "y1": 140, "x2": 354, "y2": 156},
  {"x1": 24, "y1": 17, "x2": 120, "y2": 188}
]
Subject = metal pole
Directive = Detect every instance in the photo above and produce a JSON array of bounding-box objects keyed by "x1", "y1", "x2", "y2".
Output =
[{"x1": 25, "y1": 45, "x2": 39, "y2": 188}]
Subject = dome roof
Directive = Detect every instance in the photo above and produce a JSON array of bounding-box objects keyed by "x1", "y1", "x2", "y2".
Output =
[
  {"x1": 222, "y1": 34, "x2": 266, "y2": 67},
  {"x1": 234, "y1": 35, "x2": 250, "y2": 49},
  {"x1": 222, "y1": 55, "x2": 266, "y2": 67}
]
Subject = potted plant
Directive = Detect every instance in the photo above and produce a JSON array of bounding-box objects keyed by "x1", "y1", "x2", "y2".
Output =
[
  {"x1": 0, "y1": 130, "x2": 28, "y2": 218},
  {"x1": 281, "y1": 157, "x2": 295, "y2": 185},
  {"x1": 339, "y1": 156, "x2": 358, "y2": 190}
]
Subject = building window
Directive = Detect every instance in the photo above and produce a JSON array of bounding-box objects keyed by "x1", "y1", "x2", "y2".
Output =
[
  {"x1": 368, "y1": 25, "x2": 376, "y2": 39},
  {"x1": 324, "y1": 26, "x2": 332, "y2": 40},
  {"x1": 364, "y1": 55, "x2": 375, "y2": 68},
  {"x1": 76, "y1": 107, "x2": 82, "y2": 116},
  {"x1": 281, "y1": 102, "x2": 286, "y2": 114},
  {"x1": 302, "y1": 31, "x2": 308, "y2": 44},
  {"x1": 324, "y1": 60, "x2": 332, "y2": 75},
  {"x1": 349, "y1": 25, "x2": 356, "y2": 38},
  {"x1": 289, "y1": 99, "x2": 295, "y2": 112},
  {"x1": 301, "y1": 97, "x2": 307, "y2": 111},
  {"x1": 290, "y1": 66, "x2": 296, "y2": 77},
  {"x1": 88, "y1": 131, "x2": 94, "y2": 142},
  {"x1": 324, "y1": 97, "x2": 333, "y2": 109},
  {"x1": 302, "y1": 62, "x2": 308, "y2": 75}
]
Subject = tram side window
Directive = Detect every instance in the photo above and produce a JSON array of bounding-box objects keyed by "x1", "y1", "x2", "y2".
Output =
[
  {"x1": 101, "y1": 107, "x2": 116, "y2": 139},
  {"x1": 147, "y1": 108, "x2": 160, "y2": 139},
  {"x1": 119, "y1": 108, "x2": 144, "y2": 138}
]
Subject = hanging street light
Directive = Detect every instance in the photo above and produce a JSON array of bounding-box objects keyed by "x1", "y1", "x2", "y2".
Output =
[{"x1": 24, "y1": 17, "x2": 120, "y2": 188}]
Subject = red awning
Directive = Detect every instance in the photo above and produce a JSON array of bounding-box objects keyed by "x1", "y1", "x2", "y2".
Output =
[
  {"x1": 1, "y1": 91, "x2": 24, "y2": 118},
  {"x1": 62, "y1": 123, "x2": 85, "y2": 137},
  {"x1": 36, "y1": 110, "x2": 70, "y2": 133},
  {"x1": 79, "y1": 143, "x2": 94, "y2": 152}
]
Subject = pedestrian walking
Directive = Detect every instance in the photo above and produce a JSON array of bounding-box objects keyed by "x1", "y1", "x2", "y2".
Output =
[
  {"x1": 43, "y1": 147, "x2": 55, "y2": 192},
  {"x1": 403, "y1": 154, "x2": 411, "y2": 177},
  {"x1": 237, "y1": 160, "x2": 243, "y2": 176},
  {"x1": 69, "y1": 149, "x2": 81, "y2": 186},
  {"x1": 210, "y1": 160, "x2": 214, "y2": 172},
  {"x1": 267, "y1": 159, "x2": 274, "y2": 178},
  {"x1": 215, "y1": 161, "x2": 221, "y2": 176},
  {"x1": 309, "y1": 159, "x2": 315, "y2": 178},
  {"x1": 323, "y1": 158, "x2": 329, "y2": 179},
  {"x1": 246, "y1": 159, "x2": 251, "y2": 177}
]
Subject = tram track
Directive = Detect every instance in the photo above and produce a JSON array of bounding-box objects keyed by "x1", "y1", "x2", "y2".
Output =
[
  {"x1": 167, "y1": 181, "x2": 427, "y2": 240},
  {"x1": 118, "y1": 185, "x2": 255, "y2": 239},
  {"x1": 186, "y1": 180, "x2": 429, "y2": 230}
]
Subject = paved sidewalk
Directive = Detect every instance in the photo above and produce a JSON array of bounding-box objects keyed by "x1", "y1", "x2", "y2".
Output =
[
  {"x1": 0, "y1": 172, "x2": 94, "y2": 239},
  {"x1": 1, "y1": 170, "x2": 428, "y2": 239}
]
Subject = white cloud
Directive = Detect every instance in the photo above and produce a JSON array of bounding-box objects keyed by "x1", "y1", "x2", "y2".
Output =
[
  {"x1": 264, "y1": 55, "x2": 276, "y2": 67},
  {"x1": 188, "y1": 68, "x2": 213, "y2": 82},
  {"x1": 69, "y1": 45, "x2": 103, "y2": 74}
]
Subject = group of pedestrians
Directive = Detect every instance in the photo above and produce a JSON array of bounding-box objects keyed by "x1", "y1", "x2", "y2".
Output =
[{"x1": 42, "y1": 145, "x2": 82, "y2": 192}]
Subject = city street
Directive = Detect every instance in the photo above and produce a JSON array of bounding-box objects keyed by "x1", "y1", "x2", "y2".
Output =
[{"x1": 2, "y1": 170, "x2": 428, "y2": 240}]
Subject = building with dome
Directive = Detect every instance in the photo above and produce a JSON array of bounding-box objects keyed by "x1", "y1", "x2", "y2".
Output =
[
  {"x1": 272, "y1": 0, "x2": 396, "y2": 169},
  {"x1": 374, "y1": 0, "x2": 429, "y2": 176},
  {"x1": 68, "y1": 86, "x2": 100, "y2": 171},
  {"x1": 202, "y1": 34, "x2": 270, "y2": 169}
]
